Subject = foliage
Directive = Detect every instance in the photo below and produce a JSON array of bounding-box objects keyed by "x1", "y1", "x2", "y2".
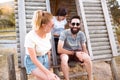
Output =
[
  {"x1": 109, "y1": 0, "x2": 120, "y2": 25},
  {"x1": 0, "y1": 9, "x2": 2, "y2": 16},
  {"x1": 0, "y1": 19, "x2": 14, "y2": 27},
  {"x1": 109, "y1": 0, "x2": 120, "y2": 43},
  {"x1": 0, "y1": 6, "x2": 15, "y2": 28}
]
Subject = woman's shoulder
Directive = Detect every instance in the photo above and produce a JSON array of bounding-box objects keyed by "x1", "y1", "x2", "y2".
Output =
[
  {"x1": 25, "y1": 30, "x2": 35, "y2": 38},
  {"x1": 46, "y1": 32, "x2": 51, "y2": 39}
]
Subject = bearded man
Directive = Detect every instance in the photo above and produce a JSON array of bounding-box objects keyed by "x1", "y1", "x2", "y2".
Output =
[{"x1": 57, "y1": 15, "x2": 93, "y2": 80}]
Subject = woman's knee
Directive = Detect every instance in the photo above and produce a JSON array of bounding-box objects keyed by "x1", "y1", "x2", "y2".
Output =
[{"x1": 32, "y1": 68, "x2": 47, "y2": 80}]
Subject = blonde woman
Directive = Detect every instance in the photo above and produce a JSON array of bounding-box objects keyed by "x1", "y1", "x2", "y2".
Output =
[{"x1": 24, "y1": 10, "x2": 60, "y2": 80}]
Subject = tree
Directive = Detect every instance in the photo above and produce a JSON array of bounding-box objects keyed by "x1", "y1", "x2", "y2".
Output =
[
  {"x1": 0, "y1": 8, "x2": 3, "y2": 18},
  {"x1": 109, "y1": 0, "x2": 120, "y2": 25}
]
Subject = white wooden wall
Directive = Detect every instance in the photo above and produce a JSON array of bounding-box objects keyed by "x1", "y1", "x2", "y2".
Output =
[
  {"x1": 75, "y1": 0, "x2": 120, "y2": 61},
  {"x1": 15, "y1": 0, "x2": 50, "y2": 67}
]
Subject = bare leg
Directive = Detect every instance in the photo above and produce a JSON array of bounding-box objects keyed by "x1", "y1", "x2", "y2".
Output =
[
  {"x1": 76, "y1": 52, "x2": 93, "y2": 80},
  {"x1": 31, "y1": 68, "x2": 47, "y2": 80},
  {"x1": 60, "y1": 54, "x2": 69, "y2": 80},
  {"x1": 84, "y1": 56, "x2": 93, "y2": 80}
]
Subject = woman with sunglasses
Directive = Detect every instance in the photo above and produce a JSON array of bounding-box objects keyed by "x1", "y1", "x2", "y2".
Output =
[
  {"x1": 57, "y1": 15, "x2": 93, "y2": 80},
  {"x1": 24, "y1": 10, "x2": 60, "y2": 80}
]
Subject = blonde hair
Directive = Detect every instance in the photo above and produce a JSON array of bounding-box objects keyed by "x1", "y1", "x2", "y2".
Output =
[{"x1": 32, "y1": 10, "x2": 53, "y2": 30}]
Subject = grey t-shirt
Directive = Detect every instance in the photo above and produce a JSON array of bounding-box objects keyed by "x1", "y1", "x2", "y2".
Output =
[{"x1": 59, "y1": 29, "x2": 86, "y2": 51}]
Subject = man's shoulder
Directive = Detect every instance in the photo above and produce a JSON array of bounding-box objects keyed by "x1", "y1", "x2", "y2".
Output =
[{"x1": 78, "y1": 31, "x2": 84, "y2": 34}]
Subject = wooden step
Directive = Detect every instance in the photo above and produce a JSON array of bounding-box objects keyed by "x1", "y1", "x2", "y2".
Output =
[
  {"x1": 88, "y1": 26, "x2": 107, "y2": 30},
  {"x1": 92, "y1": 45, "x2": 111, "y2": 51},
  {"x1": 84, "y1": 3, "x2": 101, "y2": 7},
  {"x1": 25, "y1": 2, "x2": 46, "y2": 6},
  {"x1": 89, "y1": 29, "x2": 107, "y2": 34},
  {"x1": 83, "y1": 0, "x2": 101, "y2": 3},
  {"x1": 93, "y1": 54, "x2": 112, "y2": 60},
  {"x1": 90, "y1": 38, "x2": 109, "y2": 42},
  {"x1": 87, "y1": 22, "x2": 105, "y2": 27},
  {"x1": 25, "y1": 6, "x2": 46, "y2": 10},
  {"x1": 25, "y1": 0, "x2": 46, "y2": 2},
  {"x1": 91, "y1": 42, "x2": 110, "y2": 46},
  {"x1": 86, "y1": 14, "x2": 104, "y2": 18},
  {"x1": 85, "y1": 10, "x2": 103, "y2": 14},
  {"x1": 93, "y1": 49, "x2": 112, "y2": 55}
]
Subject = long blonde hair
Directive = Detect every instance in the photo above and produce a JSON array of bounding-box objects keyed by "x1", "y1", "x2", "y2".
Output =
[{"x1": 32, "y1": 10, "x2": 53, "y2": 30}]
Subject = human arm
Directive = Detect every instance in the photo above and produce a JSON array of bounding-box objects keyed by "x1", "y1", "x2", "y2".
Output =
[
  {"x1": 28, "y1": 48, "x2": 51, "y2": 73},
  {"x1": 81, "y1": 43, "x2": 88, "y2": 54},
  {"x1": 28, "y1": 48, "x2": 60, "y2": 80},
  {"x1": 80, "y1": 32, "x2": 88, "y2": 54},
  {"x1": 47, "y1": 50, "x2": 51, "y2": 68},
  {"x1": 57, "y1": 40, "x2": 74, "y2": 55}
]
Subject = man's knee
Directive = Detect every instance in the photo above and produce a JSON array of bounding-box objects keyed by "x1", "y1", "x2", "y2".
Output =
[
  {"x1": 60, "y1": 54, "x2": 69, "y2": 63},
  {"x1": 83, "y1": 54, "x2": 92, "y2": 64}
]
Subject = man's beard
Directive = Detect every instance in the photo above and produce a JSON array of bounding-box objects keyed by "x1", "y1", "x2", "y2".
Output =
[{"x1": 71, "y1": 27, "x2": 80, "y2": 34}]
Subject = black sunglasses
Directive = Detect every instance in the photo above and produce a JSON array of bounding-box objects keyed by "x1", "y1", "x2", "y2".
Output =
[{"x1": 71, "y1": 23, "x2": 80, "y2": 26}]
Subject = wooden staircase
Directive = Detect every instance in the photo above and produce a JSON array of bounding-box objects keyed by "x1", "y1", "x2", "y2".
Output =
[
  {"x1": 76, "y1": 0, "x2": 120, "y2": 60},
  {"x1": 75, "y1": 0, "x2": 119, "y2": 79},
  {"x1": 15, "y1": 0, "x2": 120, "y2": 80}
]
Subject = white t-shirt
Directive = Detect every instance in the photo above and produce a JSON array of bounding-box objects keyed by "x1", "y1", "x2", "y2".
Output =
[
  {"x1": 24, "y1": 30, "x2": 51, "y2": 56},
  {"x1": 52, "y1": 16, "x2": 67, "y2": 35}
]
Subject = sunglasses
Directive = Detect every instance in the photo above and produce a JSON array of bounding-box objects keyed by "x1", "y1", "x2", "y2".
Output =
[{"x1": 71, "y1": 23, "x2": 80, "y2": 26}]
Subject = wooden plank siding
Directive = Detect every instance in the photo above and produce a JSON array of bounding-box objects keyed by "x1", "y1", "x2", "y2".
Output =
[
  {"x1": 106, "y1": 0, "x2": 120, "y2": 55},
  {"x1": 15, "y1": 0, "x2": 78, "y2": 67},
  {"x1": 15, "y1": 0, "x2": 50, "y2": 67},
  {"x1": 15, "y1": 0, "x2": 120, "y2": 68},
  {"x1": 75, "y1": 0, "x2": 120, "y2": 61},
  {"x1": 14, "y1": 0, "x2": 120, "y2": 79}
]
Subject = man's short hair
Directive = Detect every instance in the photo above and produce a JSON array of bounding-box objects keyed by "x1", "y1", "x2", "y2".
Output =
[{"x1": 69, "y1": 15, "x2": 81, "y2": 23}]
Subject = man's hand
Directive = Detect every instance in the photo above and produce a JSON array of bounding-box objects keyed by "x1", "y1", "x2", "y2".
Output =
[{"x1": 69, "y1": 50, "x2": 75, "y2": 55}]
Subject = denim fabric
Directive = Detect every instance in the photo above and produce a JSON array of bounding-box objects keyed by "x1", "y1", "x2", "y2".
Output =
[
  {"x1": 24, "y1": 54, "x2": 49, "y2": 74},
  {"x1": 52, "y1": 28, "x2": 64, "y2": 35}
]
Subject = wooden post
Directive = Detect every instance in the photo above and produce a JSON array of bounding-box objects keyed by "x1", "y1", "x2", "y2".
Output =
[
  {"x1": 18, "y1": 0, "x2": 26, "y2": 67},
  {"x1": 75, "y1": 0, "x2": 94, "y2": 60},
  {"x1": 110, "y1": 58, "x2": 119, "y2": 80},
  {"x1": 7, "y1": 54, "x2": 16, "y2": 80},
  {"x1": 20, "y1": 68, "x2": 28, "y2": 80}
]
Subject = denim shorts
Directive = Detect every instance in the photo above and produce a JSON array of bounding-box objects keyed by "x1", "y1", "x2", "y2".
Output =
[{"x1": 24, "y1": 54, "x2": 49, "y2": 74}]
